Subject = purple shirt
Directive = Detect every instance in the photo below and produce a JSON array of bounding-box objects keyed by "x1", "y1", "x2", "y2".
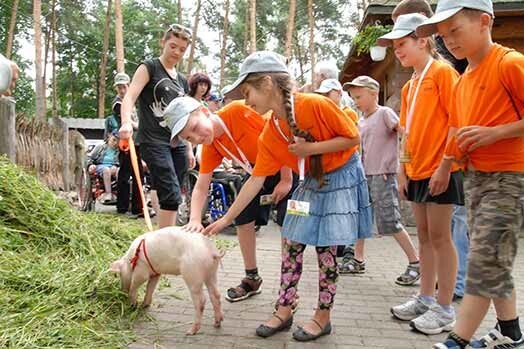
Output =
[{"x1": 358, "y1": 106, "x2": 400, "y2": 175}]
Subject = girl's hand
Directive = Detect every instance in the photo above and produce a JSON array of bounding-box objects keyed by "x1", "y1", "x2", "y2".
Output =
[
  {"x1": 183, "y1": 220, "x2": 204, "y2": 233},
  {"x1": 288, "y1": 137, "x2": 314, "y2": 157},
  {"x1": 271, "y1": 178, "x2": 292, "y2": 204},
  {"x1": 202, "y1": 217, "x2": 231, "y2": 236},
  {"x1": 187, "y1": 149, "x2": 196, "y2": 170},
  {"x1": 428, "y1": 164, "x2": 450, "y2": 197},
  {"x1": 397, "y1": 172, "x2": 408, "y2": 201}
]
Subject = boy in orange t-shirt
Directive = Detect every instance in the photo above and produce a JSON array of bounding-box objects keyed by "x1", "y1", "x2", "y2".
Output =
[
  {"x1": 163, "y1": 96, "x2": 296, "y2": 304},
  {"x1": 417, "y1": 0, "x2": 524, "y2": 347}
]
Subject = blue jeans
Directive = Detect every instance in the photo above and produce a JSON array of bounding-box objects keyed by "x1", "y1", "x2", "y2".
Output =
[{"x1": 451, "y1": 205, "x2": 469, "y2": 297}]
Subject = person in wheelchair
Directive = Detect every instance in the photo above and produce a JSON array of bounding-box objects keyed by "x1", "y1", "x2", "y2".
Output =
[
  {"x1": 164, "y1": 96, "x2": 297, "y2": 303},
  {"x1": 87, "y1": 132, "x2": 120, "y2": 204}
]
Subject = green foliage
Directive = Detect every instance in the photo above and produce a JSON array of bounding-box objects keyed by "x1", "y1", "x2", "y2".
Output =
[{"x1": 352, "y1": 23, "x2": 392, "y2": 56}]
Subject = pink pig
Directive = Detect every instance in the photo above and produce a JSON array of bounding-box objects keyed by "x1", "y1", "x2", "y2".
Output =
[{"x1": 109, "y1": 226, "x2": 225, "y2": 335}]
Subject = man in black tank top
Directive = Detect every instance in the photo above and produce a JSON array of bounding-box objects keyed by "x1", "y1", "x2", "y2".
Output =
[{"x1": 119, "y1": 24, "x2": 195, "y2": 228}]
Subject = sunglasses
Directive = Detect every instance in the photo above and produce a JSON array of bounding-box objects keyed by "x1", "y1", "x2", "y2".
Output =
[{"x1": 168, "y1": 24, "x2": 192, "y2": 40}]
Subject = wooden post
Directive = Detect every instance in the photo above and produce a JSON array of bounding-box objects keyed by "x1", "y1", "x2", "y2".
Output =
[
  {"x1": 114, "y1": 0, "x2": 125, "y2": 73},
  {"x1": 0, "y1": 97, "x2": 17, "y2": 162}
]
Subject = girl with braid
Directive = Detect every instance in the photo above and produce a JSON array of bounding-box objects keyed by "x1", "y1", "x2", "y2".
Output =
[{"x1": 203, "y1": 51, "x2": 373, "y2": 342}]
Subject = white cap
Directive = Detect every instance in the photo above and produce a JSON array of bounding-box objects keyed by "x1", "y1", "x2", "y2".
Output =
[
  {"x1": 314, "y1": 79, "x2": 343, "y2": 94},
  {"x1": 113, "y1": 72, "x2": 131, "y2": 86},
  {"x1": 163, "y1": 96, "x2": 202, "y2": 141},
  {"x1": 417, "y1": 0, "x2": 494, "y2": 37},
  {"x1": 376, "y1": 13, "x2": 428, "y2": 47},
  {"x1": 223, "y1": 51, "x2": 289, "y2": 99}
]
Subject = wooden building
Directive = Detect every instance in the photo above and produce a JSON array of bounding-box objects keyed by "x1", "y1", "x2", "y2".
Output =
[{"x1": 340, "y1": 0, "x2": 524, "y2": 113}]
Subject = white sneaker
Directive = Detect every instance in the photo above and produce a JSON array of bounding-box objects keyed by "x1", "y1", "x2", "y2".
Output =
[
  {"x1": 410, "y1": 304, "x2": 456, "y2": 335},
  {"x1": 470, "y1": 328, "x2": 524, "y2": 348},
  {"x1": 390, "y1": 295, "x2": 430, "y2": 321}
]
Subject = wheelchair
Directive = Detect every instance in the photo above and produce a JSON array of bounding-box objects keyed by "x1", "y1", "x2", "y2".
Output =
[{"x1": 78, "y1": 165, "x2": 118, "y2": 212}]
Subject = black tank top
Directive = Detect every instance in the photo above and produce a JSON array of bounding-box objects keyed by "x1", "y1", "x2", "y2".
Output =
[{"x1": 136, "y1": 58, "x2": 189, "y2": 145}]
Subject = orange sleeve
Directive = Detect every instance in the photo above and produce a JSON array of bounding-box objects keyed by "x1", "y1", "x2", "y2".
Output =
[
  {"x1": 501, "y1": 51, "x2": 524, "y2": 109},
  {"x1": 252, "y1": 135, "x2": 281, "y2": 177},
  {"x1": 199, "y1": 144, "x2": 224, "y2": 174},
  {"x1": 435, "y1": 64, "x2": 460, "y2": 119},
  {"x1": 315, "y1": 98, "x2": 358, "y2": 138}
]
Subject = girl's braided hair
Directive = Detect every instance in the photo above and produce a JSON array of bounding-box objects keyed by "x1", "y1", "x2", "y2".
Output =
[{"x1": 243, "y1": 72, "x2": 325, "y2": 185}]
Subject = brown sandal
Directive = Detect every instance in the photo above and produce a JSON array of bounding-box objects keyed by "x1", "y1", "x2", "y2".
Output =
[{"x1": 225, "y1": 277, "x2": 262, "y2": 302}]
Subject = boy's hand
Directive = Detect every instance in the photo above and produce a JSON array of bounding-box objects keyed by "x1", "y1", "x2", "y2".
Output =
[
  {"x1": 202, "y1": 216, "x2": 232, "y2": 236},
  {"x1": 271, "y1": 178, "x2": 292, "y2": 204},
  {"x1": 428, "y1": 164, "x2": 450, "y2": 196},
  {"x1": 119, "y1": 122, "x2": 133, "y2": 140},
  {"x1": 186, "y1": 148, "x2": 196, "y2": 170},
  {"x1": 397, "y1": 172, "x2": 408, "y2": 201},
  {"x1": 183, "y1": 220, "x2": 204, "y2": 233},
  {"x1": 457, "y1": 125, "x2": 502, "y2": 152}
]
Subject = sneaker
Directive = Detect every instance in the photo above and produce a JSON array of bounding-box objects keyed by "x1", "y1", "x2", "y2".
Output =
[
  {"x1": 433, "y1": 338, "x2": 464, "y2": 349},
  {"x1": 391, "y1": 295, "x2": 430, "y2": 321},
  {"x1": 395, "y1": 263, "x2": 421, "y2": 286},
  {"x1": 470, "y1": 328, "x2": 524, "y2": 348},
  {"x1": 410, "y1": 304, "x2": 456, "y2": 335},
  {"x1": 339, "y1": 257, "x2": 365, "y2": 274}
]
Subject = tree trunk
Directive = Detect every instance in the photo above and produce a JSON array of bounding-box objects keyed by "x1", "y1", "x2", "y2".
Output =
[
  {"x1": 98, "y1": 0, "x2": 113, "y2": 118},
  {"x1": 34, "y1": 0, "x2": 46, "y2": 121},
  {"x1": 51, "y1": 0, "x2": 57, "y2": 118},
  {"x1": 43, "y1": 15, "x2": 51, "y2": 96},
  {"x1": 284, "y1": 0, "x2": 296, "y2": 62},
  {"x1": 186, "y1": 0, "x2": 201, "y2": 74},
  {"x1": 6, "y1": 0, "x2": 19, "y2": 59},
  {"x1": 249, "y1": 0, "x2": 256, "y2": 54},
  {"x1": 176, "y1": 0, "x2": 184, "y2": 71},
  {"x1": 219, "y1": 0, "x2": 230, "y2": 91},
  {"x1": 243, "y1": 4, "x2": 249, "y2": 55},
  {"x1": 293, "y1": 31, "x2": 305, "y2": 86},
  {"x1": 308, "y1": 0, "x2": 315, "y2": 87},
  {"x1": 114, "y1": 0, "x2": 125, "y2": 73}
]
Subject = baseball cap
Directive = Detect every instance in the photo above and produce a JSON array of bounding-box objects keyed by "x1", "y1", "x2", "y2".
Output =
[
  {"x1": 163, "y1": 96, "x2": 202, "y2": 141},
  {"x1": 314, "y1": 79, "x2": 343, "y2": 94},
  {"x1": 113, "y1": 72, "x2": 131, "y2": 86},
  {"x1": 343, "y1": 76, "x2": 380, "y2": 92},
  {"x1": 223, "y1": 51, "x2": 289, "y2": 99},
  {"x1": 206, "y1": 91, "x2": 222, "y2": 103},
  {"x1": 416, "y1": 0, "x2": 494, "y2": 37},
  {"x1": 377, "y1": 13, "x2": 428, "y2": 47},
  {"x1": 0, "y1": 54, "x2": 12, "y2": 94}
]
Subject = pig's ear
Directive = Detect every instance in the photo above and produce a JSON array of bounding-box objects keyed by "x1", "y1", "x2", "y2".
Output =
[{"x1": 108, "y1": 259, "x2": 123, "y2": 273}]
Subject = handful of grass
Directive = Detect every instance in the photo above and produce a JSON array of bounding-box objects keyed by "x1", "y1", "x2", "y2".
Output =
[{"x1": 0, "y1": 157, "x2": 144, "y2": 348}]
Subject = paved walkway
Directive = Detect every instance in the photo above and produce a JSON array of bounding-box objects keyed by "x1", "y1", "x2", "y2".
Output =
[{"x1": 129, "y1": 223, "x2": 524, "y2": 348}]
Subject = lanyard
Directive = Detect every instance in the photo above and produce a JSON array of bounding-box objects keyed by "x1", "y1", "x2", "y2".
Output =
[
  {"x1": 214, "y1": 116, "x2": 253, "y2": 175},
  {"x1": 272, "y1": 96, "x2": 305, "y2": 182},
  {"x1": 405, "y1": 58, "x2": 434, "y2": 136}
]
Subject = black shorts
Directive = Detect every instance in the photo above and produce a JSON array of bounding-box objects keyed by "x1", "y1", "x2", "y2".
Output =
[
  {"x1": 235, "y1": 172, "x2": 299, "y2": 227},
  {"x1": 140, "y1": 142, "x2": 188, "y2": 211},
  {"x1": 407, "y1": 171, "x2": 464, "y2": 205}
]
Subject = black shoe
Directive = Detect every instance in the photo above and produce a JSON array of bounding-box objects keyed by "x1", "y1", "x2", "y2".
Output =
[
  {"x1": 255, "y1": 314, "x2": 293, "y2": 338},
  {"x1": 292, "y1": 319, "x2": 332, "y2": 342}
]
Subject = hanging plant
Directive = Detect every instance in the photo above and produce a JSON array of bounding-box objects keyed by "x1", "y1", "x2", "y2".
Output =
[{"x1": 352, "y1": 23, "x2": 393, "y2": 56}]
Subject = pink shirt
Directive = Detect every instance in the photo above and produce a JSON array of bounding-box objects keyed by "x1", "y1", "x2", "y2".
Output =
[{"x1": 358, "y1": 106, "x2": 399, "y2": 175}]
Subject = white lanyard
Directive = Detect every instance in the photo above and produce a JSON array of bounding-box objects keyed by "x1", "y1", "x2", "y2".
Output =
[
  {"x1": 214, "y1": 116, "x2": 253, "y2": 175},
  {"x1": 405, "y1": 58, "x2": 434, "y2": 136},
  {"x1": 272, "y1": 96, "x2": 305, "y2": 182}
]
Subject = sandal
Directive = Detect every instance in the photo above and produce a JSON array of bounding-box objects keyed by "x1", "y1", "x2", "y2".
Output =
[
  {"x1": 255, "y1": 313, "x2": 293, "y2": 338},
  {"x1": 292, "y1": 319, "x2": 332, "y2": 342},
  {"x1": 225, "y1": 277, "x2": 262, "y2": 302},
  {"x1": 339, "y1": 257, "x2": 366, "y2": 274},
  {"x1": 395, "y1": 264, "x2": 420, "y2": 286}
]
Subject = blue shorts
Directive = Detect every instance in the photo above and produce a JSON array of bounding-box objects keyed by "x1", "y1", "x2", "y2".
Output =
[{"x1": 96, "y1": 164, "x2": 115, "y2": 177}]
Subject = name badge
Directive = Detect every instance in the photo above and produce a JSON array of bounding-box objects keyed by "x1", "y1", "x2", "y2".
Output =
[
  {"x1": 259, "y1": 194, "x2": 273, "y2": 206},
  {"x1": 287, "y1": 200, "x2": 310, "y2": 216}
]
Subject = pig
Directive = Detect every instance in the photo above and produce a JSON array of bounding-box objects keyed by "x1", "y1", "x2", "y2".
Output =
[{"x1": 109, "y1": 226, "x2": 225, "y2": 335}]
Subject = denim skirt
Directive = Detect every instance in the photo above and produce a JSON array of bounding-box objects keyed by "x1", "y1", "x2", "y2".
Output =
[{"x1": 282, "y1": 152, "x2": 373, "y2": 246}]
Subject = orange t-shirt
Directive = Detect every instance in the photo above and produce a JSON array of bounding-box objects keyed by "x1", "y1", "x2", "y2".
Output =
[
  {"x1": 400, "y1": 59, "x2": 459, "y2": 180},
  {"x1": 448, "y1": 44, "x2": 524, "y2": 172},
  {"x1": 252, "y1": 93, "x2": 359, "y2": 177},
  {"x1": 343, "y1": 106, "x2": 359, "y2": 125},
  {"x1": 199, "y1": 101, "x2": 266, "y2": 174}
]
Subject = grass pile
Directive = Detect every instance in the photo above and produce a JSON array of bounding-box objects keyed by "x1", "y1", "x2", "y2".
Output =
[{"x1": 0, "y1": 157, "x2": 145, "y2": 347}]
